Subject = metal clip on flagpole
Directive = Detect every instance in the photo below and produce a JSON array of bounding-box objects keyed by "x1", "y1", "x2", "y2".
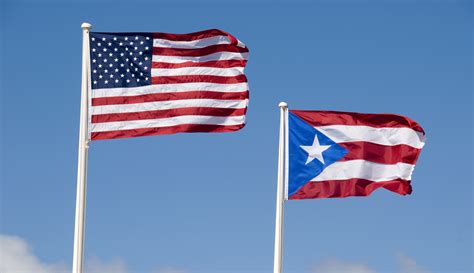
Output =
[
  {"x1": 72, "y1": 22, "x2": 92, "y2": 273},
  {"x1": 273, "y1": 102, "x2": 288, "y2": 273}
]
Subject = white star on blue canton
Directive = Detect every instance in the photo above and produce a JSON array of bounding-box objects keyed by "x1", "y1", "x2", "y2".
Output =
[{"x1": 300, "y1": 135, "x2": 332, "y2": 165}]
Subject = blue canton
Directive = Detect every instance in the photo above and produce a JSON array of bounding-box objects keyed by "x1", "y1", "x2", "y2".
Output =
[
  {"x1": 90, "y1": 32, "x2": 153, "y2": 89},
  {"x1": 287, "y1": 112, "x2": 348, "y2": 197}
]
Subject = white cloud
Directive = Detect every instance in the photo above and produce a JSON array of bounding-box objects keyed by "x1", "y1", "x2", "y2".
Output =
[
  {"x1": 397, "y1": 253, "x2": 431, "y2": 273},
  {"x1": 1, "y1": 233, "x2": 434, "y2": 273},
  {"x1": 0, "y1": 234, "x2": 187, "y2": 273},
  {"x1": 0, "y1": 234, "x2": 68, "y2": 273},
  {"x1": 85, "y1": 256, "x2": 128, "y2": 273},
  {"x1": 152, "y1": 267, "x2": 188, "y2": 273},
  {"x1": 312, "y1": 255, "x2": 433, "y2": 273},
  {"x1": 312, "y1": 258, "x2": 376, "y2": 273}
]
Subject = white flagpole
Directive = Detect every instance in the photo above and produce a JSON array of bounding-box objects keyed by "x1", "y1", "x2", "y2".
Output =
[
  {"x1": 273, "y1": 102, "x2": 288, "y2": 273},
  {"x1": 72, "y1": 22, "x2": 92, "y2": 273}
]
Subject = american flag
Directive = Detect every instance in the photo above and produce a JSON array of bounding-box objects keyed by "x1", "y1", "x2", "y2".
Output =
[{"x1": 88, "y1": 29, "x2": 249, "y2": 140}]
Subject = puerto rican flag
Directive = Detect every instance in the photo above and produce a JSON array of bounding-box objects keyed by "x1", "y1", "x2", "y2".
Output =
[{"x1": 286, "y1": 110, "x2": 426, "y2": 200}]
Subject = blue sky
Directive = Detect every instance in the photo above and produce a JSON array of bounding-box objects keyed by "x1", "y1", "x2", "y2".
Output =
[{"x1": 0, "y1": 1, "x2": 472, "y2": 273}]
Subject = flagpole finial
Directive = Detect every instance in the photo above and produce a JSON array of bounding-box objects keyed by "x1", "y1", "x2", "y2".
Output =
[
  {"x1": 81, "y1": 22, "x2": 92, "y2": 30},
  {"x1": 279, "y1": 102, "x2": 288, "y2": 109}
]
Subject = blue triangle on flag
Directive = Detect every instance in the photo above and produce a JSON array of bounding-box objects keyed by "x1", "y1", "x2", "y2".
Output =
[{"x1": 288, "y1": 112, "x2": 348, "y2": 197}]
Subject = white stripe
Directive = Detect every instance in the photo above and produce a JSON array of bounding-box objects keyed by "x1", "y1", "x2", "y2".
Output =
[
  {"x1": 153, "y1": 36, "x2": 232, "y2": 49},
  {"x1": 151, "y1": 67, "x2": 244, "y2": 77},
  {"x1": 311, "y1": 160, "x2": 415, "y2": 182},
  {"x1": 316, "y1": 125, "x2": 425, "y2": 149},
  {"x1": 91, "y1": 115, "x2": 245, "y2": 132},
  {"x1": 237, "y1": 39, "x2": 246, "y2": 48},
  {"x1": 91, "y1": 83, "x2": 249, "y2": 98},
  {"x1": 152, "y1": 52, "x2": 249, "y2": 63},
  {"x1": 91, "y1": 99, "x2": 248, "y2": 115}
]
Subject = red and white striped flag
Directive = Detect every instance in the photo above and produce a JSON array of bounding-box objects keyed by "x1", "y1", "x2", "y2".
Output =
[
  {"x1": 286, "y1": 110, "x2": 426, "y2": 199},
  {"x1": 88, "y1": 29, "x2": 249, "y2": 140}
]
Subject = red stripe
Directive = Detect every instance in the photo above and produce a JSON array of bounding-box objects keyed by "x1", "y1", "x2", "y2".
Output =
[
  {"x1": 152, "y1": 60, "x2": 247, "y2": 69},
  {"x1": 92, "y1": 91, "x2": 249, "y2": 106},
  {"x1": 91, "y1": 123, "x2": 245, "y2": 140},
  {"x1": 153, "y1": 44, "x2": 248, "y2": 57},
  {"x1": 152, "y1": 29, "x2": 234, "y2": 42},
  {"x1": 288, "y1": 178, "x2": 412, "y2": 199},
  {"x1": 290, "y1": 110, "x2": 425, "y2": 134},
  {"x1": 91, "y1": 107, "x2": 247, "y2": 123},
  {"x1": 339, "y1": 142, "x2": 422, "y2": 165},
  {"x1": 152, "y1": 75, "x2": 247, "y2": 84}
]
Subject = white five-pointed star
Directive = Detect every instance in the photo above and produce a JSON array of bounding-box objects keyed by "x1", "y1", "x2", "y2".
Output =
[{"x1": 300, "y1": 135, "x2": 331, "y2": 165}]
